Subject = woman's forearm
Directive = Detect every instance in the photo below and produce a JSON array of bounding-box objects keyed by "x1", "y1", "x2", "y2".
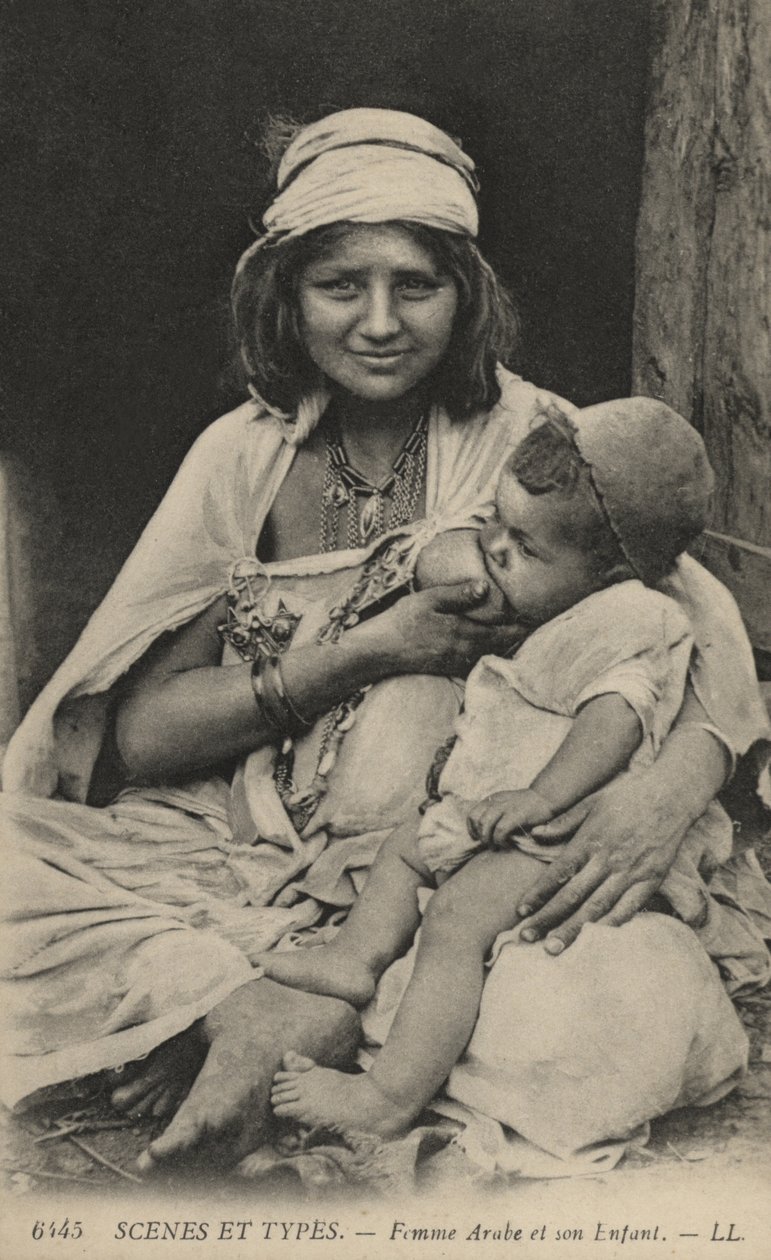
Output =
[
  {"x1": 116, "y1": 623, "x2": 396, "y2": 783},
  {"x1": 650, "y1": 717, "x2": 730, "y2": 830},
  {"x1": 115, "y1": 579, "x2": 520, "y2": 784}
]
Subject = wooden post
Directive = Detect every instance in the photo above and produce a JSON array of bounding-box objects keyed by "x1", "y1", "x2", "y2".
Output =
[{"x1": 633, "y1": 0, "x2": 770, "y2": 657}]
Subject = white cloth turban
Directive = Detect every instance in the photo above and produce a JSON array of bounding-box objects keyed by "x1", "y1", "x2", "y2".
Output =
[{"x1": 236, "y1": 108, "x2": 479, "y2": 278}]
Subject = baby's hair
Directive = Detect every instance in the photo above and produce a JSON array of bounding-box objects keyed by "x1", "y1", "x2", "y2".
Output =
[
  {"x1": 508, "y1": 405, "x2": 631, "y2": 578},
  {"x1": 509, "y1": 406, "x2": 587, "y2": 496}
]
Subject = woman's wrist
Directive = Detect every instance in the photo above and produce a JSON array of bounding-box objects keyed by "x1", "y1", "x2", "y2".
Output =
[
  {"x1": 277, "y1": 626, "x2": 397, "y2": 722},
  {"x1": 343, "y1": 615, "x2": 408, "y2": 678},
  {"x1": 251, "y1": 656, "x2": 315, "y2": 735}
]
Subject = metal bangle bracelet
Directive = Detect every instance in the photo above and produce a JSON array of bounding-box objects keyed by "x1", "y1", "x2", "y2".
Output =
[
  {"x1": 250, "y1": 659, "x2": 283, "y2": 734},
  {"x1": 252, "y1": 656, "x2": 314, "y2": 735},
  {"x1": 273, "y1": 655, "x2": 314, "y2": 732}
]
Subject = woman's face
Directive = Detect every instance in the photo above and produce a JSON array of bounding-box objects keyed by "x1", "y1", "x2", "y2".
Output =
[{"x1": 297, "y1": 224, "x2": 458, "y2": 403}]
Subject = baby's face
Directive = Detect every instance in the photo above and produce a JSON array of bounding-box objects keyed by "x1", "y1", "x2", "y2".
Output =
[{"x1": 478, "y1": 470, "x2": 605, "y2": 626}]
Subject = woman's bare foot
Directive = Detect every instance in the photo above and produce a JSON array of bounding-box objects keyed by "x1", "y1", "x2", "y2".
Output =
[
  {"x1": 136, "y1": 978, "x2": 360, "y2": 1174},
  {"x1": 270, "y1": 1051, "x2": 415, "y2": 1139},
  {"x1": 107, "y1": 1025, "x2": 206, "y2": 1119},
  {"x1": 256, "y1": 945, "x2": 377, "y2": 1009}
]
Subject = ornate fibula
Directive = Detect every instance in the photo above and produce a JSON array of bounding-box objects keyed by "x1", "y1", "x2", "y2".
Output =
[{"x1": 218, "y1": 557, "x2": 302, "y2": 662}]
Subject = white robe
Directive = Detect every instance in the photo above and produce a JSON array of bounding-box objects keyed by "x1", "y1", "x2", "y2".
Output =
[{"x1": 2, "y1": 369, "x2": 768, "y2": 1176}]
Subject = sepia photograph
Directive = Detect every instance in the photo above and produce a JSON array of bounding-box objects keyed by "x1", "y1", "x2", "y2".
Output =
[{"x1": 1, "y1": 1, "x2": 769, "y2": 1256}]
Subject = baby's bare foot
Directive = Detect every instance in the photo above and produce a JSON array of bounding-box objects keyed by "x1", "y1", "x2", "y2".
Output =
[
  {"x1": 270, "y1": 1051, "x2": 415, "y2": 1139},
  {"x1": 257, "y1": 946, "x2": 376, "y2": 1009},
  {"x1": 107, "y1": 1025, "x2": 205, "y2": 1119}
]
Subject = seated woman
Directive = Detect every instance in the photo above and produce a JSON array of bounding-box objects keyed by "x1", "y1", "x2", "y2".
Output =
[{"x1": 2, "y1": 108, "x2": 768, "y2": 1177}]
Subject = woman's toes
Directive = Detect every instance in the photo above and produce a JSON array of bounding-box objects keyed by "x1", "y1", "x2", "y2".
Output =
[
  {"x1": 111, "y1": 1078, "x2": 151, "y2": 1108},
  {"x1": 128, "y1": 1083, "x2": 167, "y2": 1118},
  {"x1": 151, "y1": 1087, "x2": 178, "y2": 1118},
  {"x1": 111, "y1": 1061, "x2": 169, "y2": 1109}
]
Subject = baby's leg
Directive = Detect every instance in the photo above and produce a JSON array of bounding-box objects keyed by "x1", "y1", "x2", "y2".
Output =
[
  {"x1": 271, "y1": 849, "x2": 544, "y2": 1136},
  {"x1": 257, "y1": 819, "x2": 430, "y2": 1007}
]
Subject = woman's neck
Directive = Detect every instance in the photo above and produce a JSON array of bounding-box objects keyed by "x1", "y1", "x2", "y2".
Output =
[{"x1": 331, "y1": 389, "x2": 429, "y2": 476}]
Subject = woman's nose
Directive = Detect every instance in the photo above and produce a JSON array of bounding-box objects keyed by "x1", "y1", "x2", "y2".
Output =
[{"x1": 358, "y1": 284, "x2": 401, "y2": 341}]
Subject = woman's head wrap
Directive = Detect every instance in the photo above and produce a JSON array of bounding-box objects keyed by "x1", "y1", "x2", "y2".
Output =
[
  {"x1": 236, "y1": 108, "x2": 479, "y2": 278},
  {"x1": 568, "y1": 398, "x2": 714, "y2": 583}
]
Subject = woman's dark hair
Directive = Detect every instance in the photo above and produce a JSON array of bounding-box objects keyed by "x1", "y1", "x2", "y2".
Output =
[{"x1": 231, "y1": 220, "x2": 519, "y2": 422}]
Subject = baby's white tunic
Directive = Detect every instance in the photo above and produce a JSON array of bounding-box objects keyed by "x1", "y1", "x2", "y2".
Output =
[{"x1": 418, "y1": 580, "x2": 697, "y2": 875}]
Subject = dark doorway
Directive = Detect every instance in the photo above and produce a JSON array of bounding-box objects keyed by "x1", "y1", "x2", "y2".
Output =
[{"x1": 3, "y1": 0, "x2": 650, "y2": 673}]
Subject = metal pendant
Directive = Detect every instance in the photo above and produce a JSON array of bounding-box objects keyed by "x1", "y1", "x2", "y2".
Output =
[
  {"x1": 325, "y1": 482, "x2": 349, "y2": 508},
  {"x1": 359, "y1": 492, "x2": 381, "y2": 543}
]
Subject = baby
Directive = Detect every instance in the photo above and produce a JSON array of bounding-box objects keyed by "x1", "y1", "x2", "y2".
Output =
[{"x1": 260, "y1": 397, "x2": 714, "y2": 1138}]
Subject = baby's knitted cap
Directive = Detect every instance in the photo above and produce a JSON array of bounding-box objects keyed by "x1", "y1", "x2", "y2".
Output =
[{"x1": 568, "y1": 397, "x2": 714, "y2": 583}]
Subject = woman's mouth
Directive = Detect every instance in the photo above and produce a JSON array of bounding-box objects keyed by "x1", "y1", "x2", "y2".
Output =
[{"x1": 352, "y1": 350, "x2": 410, "y2": 367}]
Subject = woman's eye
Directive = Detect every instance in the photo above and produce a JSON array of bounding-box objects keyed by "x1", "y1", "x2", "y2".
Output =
[
  {"x1": 398, "y1": 277, "x2": 438, "y2": 297},
  {"x1": 316, "y1": 278, "x2": 358, "y2": 296}
]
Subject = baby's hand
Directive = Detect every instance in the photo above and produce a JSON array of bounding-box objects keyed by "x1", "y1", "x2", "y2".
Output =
[{"x1": 467, "y1": 789, "x2": 555, "y2": 849}]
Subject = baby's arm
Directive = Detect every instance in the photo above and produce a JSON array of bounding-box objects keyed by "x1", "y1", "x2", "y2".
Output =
[{"x1": 468, "y1": 693, "x2": 642, "y2": 848}]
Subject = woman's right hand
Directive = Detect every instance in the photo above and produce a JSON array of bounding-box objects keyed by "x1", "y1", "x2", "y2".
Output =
[{"x1": 370, "y1": 580, "x2": 527, "y2": 678}]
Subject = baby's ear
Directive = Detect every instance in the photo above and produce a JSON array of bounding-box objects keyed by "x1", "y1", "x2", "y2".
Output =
[{"x1": 599, "y1": 560, "x2": 635, "y2": 587}]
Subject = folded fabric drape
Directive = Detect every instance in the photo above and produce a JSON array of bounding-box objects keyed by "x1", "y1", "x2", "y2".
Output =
[{"x1": 235, "y1": 108, "x2": 479, "y2": 280}]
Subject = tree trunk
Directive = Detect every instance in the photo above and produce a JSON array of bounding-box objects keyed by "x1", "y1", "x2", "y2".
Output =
[{"x1": 633, "y1": 0, "x2": 770, "y2": 655}]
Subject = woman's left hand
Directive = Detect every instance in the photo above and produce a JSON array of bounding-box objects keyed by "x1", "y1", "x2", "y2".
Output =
[{"x1": 513, "y1": 767, "x2": 694, "y2": 953}]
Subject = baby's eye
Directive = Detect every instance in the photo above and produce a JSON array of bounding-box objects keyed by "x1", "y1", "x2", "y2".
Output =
[{"x1": 517, "y1": 539, "x2": 537, "y2": 559}]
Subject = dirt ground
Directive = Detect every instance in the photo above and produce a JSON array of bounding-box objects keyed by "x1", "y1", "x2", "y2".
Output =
[{"x1": 3, "y1": 788, "x2": 769, "y2": 1204}]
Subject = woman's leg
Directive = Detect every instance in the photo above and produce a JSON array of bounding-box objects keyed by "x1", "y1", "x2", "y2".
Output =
[
  {"x1": 138, "y1": 977, "x2": 361, "y2": 1172},
  {"x1": 270, "y1": 849, "x2": 544, "y2": 1137},
  {"x1": 256, "y1": 819, "x2": 429, "y2": 1006}
]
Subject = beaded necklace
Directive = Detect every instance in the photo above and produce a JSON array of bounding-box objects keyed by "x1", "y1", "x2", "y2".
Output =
[{"x1": 319, "y1": 411, "x2": 428, "y2": 552}]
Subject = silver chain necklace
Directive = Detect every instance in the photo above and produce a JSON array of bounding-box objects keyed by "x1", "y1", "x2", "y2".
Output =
[{"x1": 319, "y1": 412, "x2": 428, "y2": 552}]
